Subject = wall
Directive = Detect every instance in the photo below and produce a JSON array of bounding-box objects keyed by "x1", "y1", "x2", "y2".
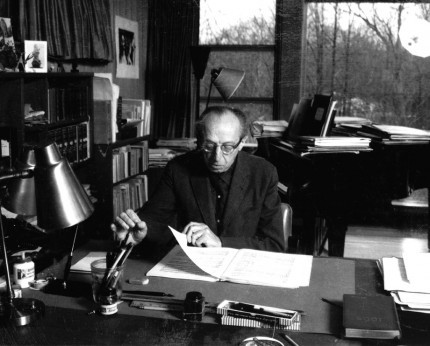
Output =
[{"x1": 63, "y1": 0, "x2": 148, "y2": 100}]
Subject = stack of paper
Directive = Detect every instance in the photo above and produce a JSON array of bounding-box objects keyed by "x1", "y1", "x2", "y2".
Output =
[
  {"x1": 148, "y1": 148, "x2": 178, "y2": 167},
  {"x1": 358, "y1": 124, "x2": 430, "y2": 143},
  {"x1": 380, "y1": 253, "x2": 430, "y2": 313},
  {"x1": 292, "y1": 136, "x2": 372, "y2": 153},
  {"x1": 251, "y1": 120, "x2": 288, "y2": 138}
]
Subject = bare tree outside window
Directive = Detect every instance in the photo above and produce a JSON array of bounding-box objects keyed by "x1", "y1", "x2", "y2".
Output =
[
  {"x1": 306, "y1": 3, "x2": 430, "y2": 130},
  {"x1": 199, "y1": 0, "x2": 276, "y2": 122}
]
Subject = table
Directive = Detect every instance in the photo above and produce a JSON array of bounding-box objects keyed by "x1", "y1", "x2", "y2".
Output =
[
  {"x1": 261, "y1": 139, "x2": 430, "y2": 256},
  {"x1": 1, "y1": 241, "x2": 430, "y2": 345}
]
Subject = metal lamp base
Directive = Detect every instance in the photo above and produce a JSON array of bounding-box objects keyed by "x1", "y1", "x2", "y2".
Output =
[{"x1": 0, "y1": 297, "x2": 45, "y2": 326}]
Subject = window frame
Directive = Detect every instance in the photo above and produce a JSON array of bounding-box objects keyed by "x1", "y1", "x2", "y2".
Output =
[{"x1": 199, "y1": 44, "x2": 276, "y2": 107}]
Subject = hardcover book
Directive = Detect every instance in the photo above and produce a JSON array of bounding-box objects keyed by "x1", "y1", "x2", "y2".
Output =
[
  {"x1": 343, "y1": 294, "x2": 401, "y2": 339},
  {"x1": 284, "y1": 94, "x2": 336, "y2": 141}
]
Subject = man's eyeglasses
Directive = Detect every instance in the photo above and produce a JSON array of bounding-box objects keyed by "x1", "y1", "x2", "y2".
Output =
[{"x1": 201, "y1": 138, "x2": 243, "y2": 155}]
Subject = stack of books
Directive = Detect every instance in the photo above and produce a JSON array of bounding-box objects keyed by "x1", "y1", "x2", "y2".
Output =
[
  {"x1": 148, "y1": 148, "x2": 178, "y2": 167},
  {"x1": 156, "y1": 138, "x2": 197, "y2": 151},
  {"x1": 251, "y1": 120, "x2": 288, "y2": 138},
  {"x1": 379, "y1": 253, "x2": 430, "y2": 313}
]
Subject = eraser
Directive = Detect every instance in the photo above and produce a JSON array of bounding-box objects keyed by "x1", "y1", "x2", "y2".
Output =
[{"x1": 128, "y1": 277, "x2": 149, "y2": 285}]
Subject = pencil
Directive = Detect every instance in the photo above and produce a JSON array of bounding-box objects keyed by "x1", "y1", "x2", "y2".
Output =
[
  {"x1": 280, "y1": 333, "x2": 300, "y2": 346},
  {"x1": 321, "y1": 298, "x2": 343, "y2": 309}
]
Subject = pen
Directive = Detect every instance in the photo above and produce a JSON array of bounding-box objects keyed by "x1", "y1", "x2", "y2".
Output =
[
  {"x1": 230, "y1": 302, "x2": 296, "y2": 319},
  {"x1": 123, "y1": 290, "x2": 174, "y2": 297},
  {"x1": 280, "y1": 333, "x2": 300, "y2": 346},
  {"x1": 321, "y1": 298, "x2": 343, "y2": 309}
]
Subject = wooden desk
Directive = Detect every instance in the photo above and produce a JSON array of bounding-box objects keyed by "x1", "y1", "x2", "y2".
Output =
[
  {"x1": 263, "y1": 139, "x2": 430, "y2": 256},
  {"x1": 1, "y1": 242, "x2": 429, "y2": 345}
]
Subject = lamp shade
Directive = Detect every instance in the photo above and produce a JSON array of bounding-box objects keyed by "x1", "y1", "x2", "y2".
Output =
[
  {"x1": 5, "y1": 148, "x2": 36, "y2": 216},
  {"x1": 212, "y1": 67, "x2": 245, "y2": 101},
  {"x1": 34, "y1": 143, "x2": 94, "y2": 231},
  {"x1": 399, "y1": 18, "x2": 430, "y2": 58}
]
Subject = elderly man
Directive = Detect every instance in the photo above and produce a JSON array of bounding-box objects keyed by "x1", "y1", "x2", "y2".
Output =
[{"x1": 112, "y1": 106, "x2": 285, "y2": 252}]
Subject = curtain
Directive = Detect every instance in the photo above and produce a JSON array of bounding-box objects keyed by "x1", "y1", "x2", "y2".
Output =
[
  {"x1": 20, "y1": 0, "x2": 113, "y2": 63},
  {"x1": 146, "y1": 0, "x2": 199, "y2": 138}
]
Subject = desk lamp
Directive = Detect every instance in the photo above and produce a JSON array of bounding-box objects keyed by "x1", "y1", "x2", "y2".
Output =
[
  {"x1": 0, "y1": 168, "x2": 43, "y2": 326},
  {"x1": 0, "y1": 143, "x2": 93, "y2": 325},
  {"x1": 33, "y1": 142, "x2": 94, "y2": 294},
  {"x1": 205, "y1": 67, "x2": 245, "y2": 109}
]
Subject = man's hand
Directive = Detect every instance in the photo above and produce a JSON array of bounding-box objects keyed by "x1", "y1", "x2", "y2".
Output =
[
  {"x1": 182, "y1": 222, "x2": 222, "y2": 247},
  {"x1": 110, "y1": 209, "x2": 148, "y2": 246}
]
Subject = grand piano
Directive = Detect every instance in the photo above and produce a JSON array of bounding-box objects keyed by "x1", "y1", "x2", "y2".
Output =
[{"x1": 258, "y1": 138, "x2": 430, "y2": 257}]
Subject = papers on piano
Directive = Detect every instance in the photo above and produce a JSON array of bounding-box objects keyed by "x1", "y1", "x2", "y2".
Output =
[
  {"x1": 357, "y1": 124, "x2": 430, "y2": 144},
  {"x1": 380, "y1": 253, "x2": 430, "y2": 313},
  {"x1": 251, "y1": 120, "x2": 288, "y2": 138},
  {"x1": 146, "y1": 227, "x2": 313, "y2": 288},
  {"x1": 279, "y1": 135, "x2": 372, "y2": 155}
]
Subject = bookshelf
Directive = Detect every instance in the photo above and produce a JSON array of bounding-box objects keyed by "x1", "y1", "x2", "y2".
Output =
[
  {"x1": 91, "y1": 135, "x2": 150, "y2": 237},
  {"x1": 0, "y1": 72, "x2": 93, "y2": 167}
]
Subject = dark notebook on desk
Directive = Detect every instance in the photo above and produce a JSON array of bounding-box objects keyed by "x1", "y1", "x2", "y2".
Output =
[{"x1": 343, "y1": 294, "x2": 401, "y2": 340}]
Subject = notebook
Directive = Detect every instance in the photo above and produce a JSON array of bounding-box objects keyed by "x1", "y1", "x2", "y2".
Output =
[{"x1": 343, "y1": 294, "x2": 401, "y2": 339}]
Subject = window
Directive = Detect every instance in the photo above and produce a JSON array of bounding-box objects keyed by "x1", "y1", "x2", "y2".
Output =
[
  {"x1": 198, "y1": 0, "x2": 276, "y2": 123},
  {"x1": 305, "y1": 2, "x2": 430, "y2": 130}
]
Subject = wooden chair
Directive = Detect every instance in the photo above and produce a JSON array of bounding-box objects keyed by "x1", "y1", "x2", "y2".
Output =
[{"x1": 281, "y1": 202, "x2": 293, "y2": 250}]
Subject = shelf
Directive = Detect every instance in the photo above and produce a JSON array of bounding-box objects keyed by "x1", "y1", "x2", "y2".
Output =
[{"x1": 96, "y1": 135, "x2": 150, "y2": 149}]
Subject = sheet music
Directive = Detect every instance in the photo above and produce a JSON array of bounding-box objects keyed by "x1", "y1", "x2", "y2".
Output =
[
  {"x1": 382, "y1": 257, "x2": 430, "y2": 293},
  {"x1": 221, "y1": 249, "x2": 312, "y2": 288},
  {"x1": 403, "y1": 252, "x2": 430, "y2": 288},
  {"x1": 169, "y1": 227, "x2": 239, "y2": 278},
  {"x1": 168, "y1": 227, "x2": 312, "y2": 288},
  {"x1": 146, "y1": 245, "x2": 218, "y2": 282}
]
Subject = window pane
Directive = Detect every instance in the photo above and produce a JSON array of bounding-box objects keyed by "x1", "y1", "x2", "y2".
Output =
[
  {"x1": 199, "y1": 101, "x2": 273, "y2": 123},
  {"x1": 200, "y1": 50, "x2": 274, "y2": 99},
  {"x1": 200, "y1": 0, "x2": 275, "y2": 45},
  {"x1": 305, "y1": 3, "x2": 430, "y2": 129}
]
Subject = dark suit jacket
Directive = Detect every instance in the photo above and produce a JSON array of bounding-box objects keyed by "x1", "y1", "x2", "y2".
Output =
[{"x1": 139, "y1": 150, "x2": 285, "y2": 252}]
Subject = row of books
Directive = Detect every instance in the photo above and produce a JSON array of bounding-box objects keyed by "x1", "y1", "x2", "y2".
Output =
[
  {"x1": 149, "y1": 148, "x2": 178, "y2": 167},
  {"x1": 113, "y1": 175, "x2": 148, "y2": 218},
  {"x1": 112, "y1": 141, "x2": 149, "y2": 183},
  {"x1": 120, "y1": 98, "x2": 151, "y2": 137},
  {"x1": 148, "y1": 138, "x2": 196, "y2": 168},
  {"x1": 379, "y1": 253, "x2": 430, "y2": 313},
  {"x1": 48, "y1": 86, "x2": 90, "y2": 123},
  {"x1": 40, "y1": 121, "x2": 90, "y2": 165}
]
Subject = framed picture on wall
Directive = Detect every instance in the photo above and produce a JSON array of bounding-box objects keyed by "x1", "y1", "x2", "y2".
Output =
[
  {"x1": 115, "y1": 16, "x2": 139, "y2": 79},
  {"x1": 24, "y1": 40, "x2": 47, "y2": 73}
]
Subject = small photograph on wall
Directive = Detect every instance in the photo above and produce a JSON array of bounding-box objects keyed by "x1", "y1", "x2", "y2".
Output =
[
  {"x1": 115, "y1": 16, "x2": 139, "y2": 79},
  {"x1": 24, "y1": 40, "x2": 47, "y2": 73},
  {"x1": 0, "y1": 17, "x2": 15, "y2": 48},
  {"x1": 0, "y1": 17, "x2": 18, "y2": 71}
]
